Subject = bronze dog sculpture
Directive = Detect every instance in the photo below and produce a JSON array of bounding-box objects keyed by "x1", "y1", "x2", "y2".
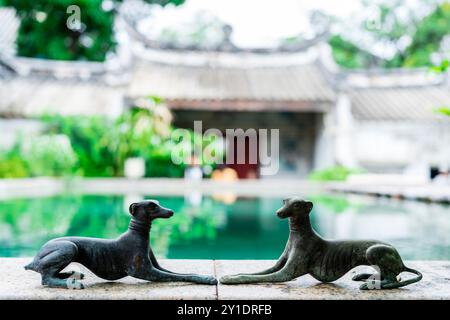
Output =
[
  {"x1": 25, "y1": 200, "x2": 217, "y2": 289},
  {"x1": 220, "y1": 197, "x2": 422, "y2": 290}
]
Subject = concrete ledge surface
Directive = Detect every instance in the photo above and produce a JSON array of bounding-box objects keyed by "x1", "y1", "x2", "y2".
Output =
[
  {"x1": 0, "y1": 258, "x2": 216, "y2": 300},
  {"x1": 0, "y1": 258, "x2": 449, "y2": 300},
  {"x1": 216, "y1": 260, "x2": 450, "y2": 300}
]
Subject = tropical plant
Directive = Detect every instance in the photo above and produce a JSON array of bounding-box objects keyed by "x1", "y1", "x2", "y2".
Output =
[
  {"x1": 20, "y1": 134, "x2": 78, "y2": 176},
  {"x1": 0, "y1": 134, "x2": 77, "y2": 178},
  {"x1": 43, "y1": 114, "x2": 119, "y2": 176},
  {"x1": 0, "y1": 97, "x2": 220, "y2": 178},
  {"x1": 42, "y1": 104, "x2": 185, "y2": 177}
]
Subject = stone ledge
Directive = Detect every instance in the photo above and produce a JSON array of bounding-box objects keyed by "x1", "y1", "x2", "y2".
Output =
[
  {"x1": 216, "y1": 260, "x2": 450, "y2": 300},
  {"x1": 0, "y1": 177, "x2": 324, "y2": 199},
  {"x1": 0, "y1": 258, "x2": 216, "y2": 300},
  {"x1": 1, "y1": 258, "x2": 449, "y2": 300}
]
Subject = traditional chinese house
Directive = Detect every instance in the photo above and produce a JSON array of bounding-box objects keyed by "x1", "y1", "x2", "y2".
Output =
[{"x1": 1, "y1": 5, "x2": 450, "y2": 179}]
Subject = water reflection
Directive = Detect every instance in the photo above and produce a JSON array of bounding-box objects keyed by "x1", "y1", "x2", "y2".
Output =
[
  {"x1": 311, "y1": 194, "x2": 450, "y2": 260},
  {"x1": 0, "y1": 193, "x2": 449, "y2": 260}
]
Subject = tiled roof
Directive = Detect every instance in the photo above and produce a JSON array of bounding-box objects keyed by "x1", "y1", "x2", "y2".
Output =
[
  {"x1": 128, "y1": 61, "x2": 336, "y2": 109},
  {"x1": 0, "y1": 77, "x2": 124, "y2": 117},
  {"x1": 1, "y1": 6, "x2": 448, "y2": 120},
  {"x1": 349, "y1": 86, "x2": 450, "y2": 121}
]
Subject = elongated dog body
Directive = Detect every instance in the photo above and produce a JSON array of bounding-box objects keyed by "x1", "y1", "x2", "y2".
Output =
[
  {"x1": 25, "y1": 200, "x2": 217, "y2": 289},
  {"x1": 220, "y1": 197, "x2": 422, "y2": 290}
]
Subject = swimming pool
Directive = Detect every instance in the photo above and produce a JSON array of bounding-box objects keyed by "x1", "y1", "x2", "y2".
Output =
[{"x1": 0, "y1": 192, "x2": 449, "y2": 260}]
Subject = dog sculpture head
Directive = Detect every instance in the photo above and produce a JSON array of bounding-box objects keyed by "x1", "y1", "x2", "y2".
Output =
[
  {"x1": 276, "y1": 197, "x2": 313, "y2": 219},
  {"x1": 129, "y1": 200, "x2": 174, "y2": 222}
]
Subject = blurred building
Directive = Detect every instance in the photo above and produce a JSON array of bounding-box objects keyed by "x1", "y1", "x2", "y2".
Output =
[{"x1": 1, "y1": 5, "x2": 450, "y2": 179}]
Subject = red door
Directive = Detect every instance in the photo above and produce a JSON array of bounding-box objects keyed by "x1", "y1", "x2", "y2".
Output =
[{"x1": 227, "y1": 134, "x2": 259, "y2": 179}]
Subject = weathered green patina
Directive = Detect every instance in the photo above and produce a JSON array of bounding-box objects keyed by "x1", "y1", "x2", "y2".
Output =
[
  {"x1": 24, "y1": 200, "x2": 217, "y2": 289},
  {"x1": 220, "y1": 197, "x2": 422, "y2": 290}
]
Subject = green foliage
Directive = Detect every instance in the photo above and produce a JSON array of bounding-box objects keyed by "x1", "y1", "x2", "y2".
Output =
[
  {"x1": 430, "y1": 59, "x2": 449, "y2": 116},
  {"x1": 0, "y1": 135, "x2": 77, "y2": 178},
  {"x1": 4, "y1": 0, "x2": 184, "y2": 61},
  {"x1": 5, "y1": 0, "x2": 115, "y2": 61},
  {"x1": 309, "y1": 194, "x2": 352, "y2": 214},
  {"x1": 329, "y1": 35, "x2": 379, "y2": 69},
  {"x1": 330, "y1": 1, "x2": 450, "y2": 69},
  {"x1": 42, "y1": 105, "x2": 187, "y2": 178},
  {"x1": 43, "y1": 114, "x2": 119, "y2": 176},
  {"x1": 0, "y1": 153, "x2": 28, "y2": 178},
  {"x1": 430, "y1": 59, "x2": 449, "y2": 73},
  {"x1": 434, "y1": 106, "x2": 450, "y2": 117},
  {"x1": 399, "y1": 2, "x2": 450, "y2": 67},
  {"x1": 144, "y1": 147, "x2": 185, "y2": 178},
  {"x1": 308, "y1": 165, "x2": 363, "y2": 181},
  {"x1": 0, "y1": 99, "x2": 220, "y2": 178},
  {"x1": 20, "y1": 135, "x2": 78, "y2": 176}
]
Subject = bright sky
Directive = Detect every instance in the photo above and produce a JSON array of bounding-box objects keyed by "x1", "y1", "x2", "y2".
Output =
[
  {"x1": 147, "y1": 0, "x2": 363, "y2": 48},
  {"x1": 142, "y1": 0, "x2": 439, "y2": 55}
]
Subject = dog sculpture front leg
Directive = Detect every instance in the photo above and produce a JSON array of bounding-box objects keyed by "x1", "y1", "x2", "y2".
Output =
[
  {"x1": 149, "y1": 249, "x2": 199, "y2": 276},
  {"x1": 220, "y1": 253, "x2": 303, "y2": 284},
  {"x1": 148, "y1": 249, "x2": 172, "y2": 273},
  {"x1": 230, "y1": 243, "x2": 291, "y2": 277},
  {"x1": 131, "y1": 260, "x2": 217, "y2": 285}
]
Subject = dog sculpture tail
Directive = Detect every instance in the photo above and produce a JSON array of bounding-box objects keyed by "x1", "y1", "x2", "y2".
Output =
[{"x1": 382, "y1": 266, "x2": 422, "y2": 289}]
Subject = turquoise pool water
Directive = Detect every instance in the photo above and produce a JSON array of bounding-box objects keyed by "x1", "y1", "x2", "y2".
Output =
[{"x1": 0, "y1": 193, "x2": 449, "y2": 259}]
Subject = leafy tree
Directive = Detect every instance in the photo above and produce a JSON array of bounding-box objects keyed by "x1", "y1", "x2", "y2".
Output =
[
  {"x1": 330, "y1": 0, "x2": 449, "y2": 69},
  {"x1": 4, "y1": 0, "x2": 184, "y2": 61},
  {"x1": 396, "y1": 2, "x2": 450, "y2": 67},
  {"x1": 329, "y1": 35, "x2": 381, "y2": 69}
]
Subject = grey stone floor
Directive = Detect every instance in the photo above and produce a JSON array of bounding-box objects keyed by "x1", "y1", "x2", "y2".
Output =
[{"x1": 1, "y1": 258, "x2": 449, "y2": 300}]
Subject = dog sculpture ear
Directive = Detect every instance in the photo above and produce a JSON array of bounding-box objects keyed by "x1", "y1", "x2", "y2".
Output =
[{"x1": 129, "y1": 203, "x2": 137, "y2": 216}]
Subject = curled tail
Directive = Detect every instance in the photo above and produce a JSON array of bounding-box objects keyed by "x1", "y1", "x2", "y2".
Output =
[{"x1": 383, "y1": 266, "x2": 422, "y2": 289}]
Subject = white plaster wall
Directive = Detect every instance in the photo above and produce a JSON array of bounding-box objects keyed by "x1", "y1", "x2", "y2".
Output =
[
  {"x1": 313, "y1": 111, "x2": 335, "y2": 170},
  {"x1": 334, "y1": 93, "x2": 356, "y2": 167},
  {"x1": 353, "y1": 121, "x2": 450, "y2": 174}
]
